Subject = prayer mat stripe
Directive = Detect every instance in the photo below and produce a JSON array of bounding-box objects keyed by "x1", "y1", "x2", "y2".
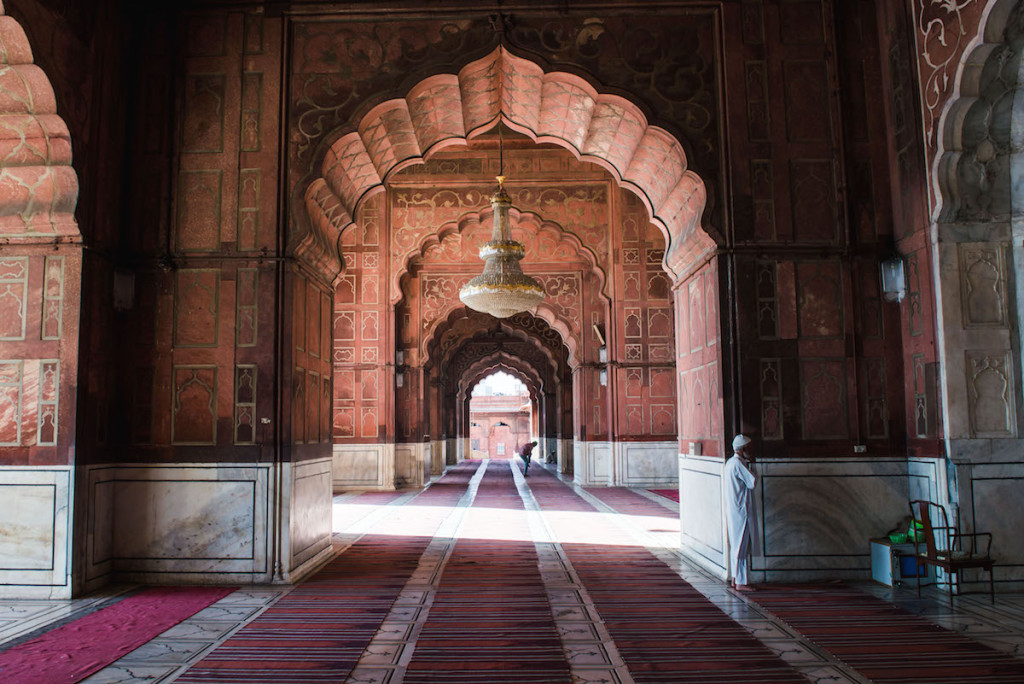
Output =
[
  {"x1": 403, "y1": 461, "x2": 572, "y2": 684},
  {"x1": 175, "y1": 461, "x2": 478, "y2": 683},
  {"x1": 749, "y1": 585, "x2": 1024, "y2": 683},
  {"x1": 527, "y1": 466, "x2": 809, "y2": 684}
]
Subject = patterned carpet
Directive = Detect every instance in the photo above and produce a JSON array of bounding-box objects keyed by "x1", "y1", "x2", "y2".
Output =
[
  {"x1": 749, "y1": 584, "x2": 1024, "y2": 683},
  {"x1": 176, "y1": 463, "x2": 476, "y2": 683},
  {"x1": 529, "y1": 466, "x2": 808, "y2": 683},
  {"x1": 404, "y1": 462, "x2": 570, "y2": 683}
]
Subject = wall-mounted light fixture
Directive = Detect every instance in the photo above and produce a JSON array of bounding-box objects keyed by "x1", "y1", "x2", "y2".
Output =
[
  {"x1": 598, "y1": 346, "x2": 607, "y2": 363},
  {"x1": 396, "y1": 371, "x2": 404, "y2": 388},
  {"x1": 880, "y1": 255, "x2": 906, "y2": 303},
  {"x1": 599, "y1": 369, "x2": 608, "y2": 386}
]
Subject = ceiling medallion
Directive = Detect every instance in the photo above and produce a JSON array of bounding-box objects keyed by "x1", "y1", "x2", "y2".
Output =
[{"x1": 459, "y1": 126, "x2": 545, "y2": 318}]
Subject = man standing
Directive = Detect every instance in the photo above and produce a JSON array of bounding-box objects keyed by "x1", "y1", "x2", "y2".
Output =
[
  {"x1": 725, "y1": 434, "x2": 758, "y2": 591},
  {"x1": 519, "y1": 440, "x2": 537, "y2": 476}
]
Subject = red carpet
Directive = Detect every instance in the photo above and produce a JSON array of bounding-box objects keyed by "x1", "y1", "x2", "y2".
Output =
[
  {"x1": 587, "y1": 486, "x2": 678, "y2": 518},
  {"x1": 0, "y1": 586, "x2": 234, "y2": 684},
  {"x1": 177, "y1": 462, "x2": 477, "y2": 683},
  {"x1": 404, "y1": 462, "x2": 571, "y2": 683},
  {"x1": 529, "y1": 467, "x2": 806, "y2": 683},
  {"x1": 648, "y1": 488, "x2": 680, "y2": 503},
  {"x1": 750, "y1": 584, "x2": 1024, "y2": 683}
]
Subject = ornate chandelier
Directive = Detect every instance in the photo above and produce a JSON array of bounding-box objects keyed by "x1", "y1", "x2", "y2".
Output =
[{"x1": 459, "y1": 129, "x2": 545, "y2": 318}]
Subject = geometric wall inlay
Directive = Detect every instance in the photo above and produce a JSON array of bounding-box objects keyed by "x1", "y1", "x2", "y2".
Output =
[
  {"x1": 800, "y1": 359, "x2": 848, "y2": 439},
  {"x1": 0, "y1": 257, "x2": 28, "y2": 341},
  {"x1": 236, "y1": 268, "x2": 258, "y2": 347},
  {"x1": 37, "y1": 360, "x2": 59, "y2": 446},
  {"x1": 174, "y1": 269, "x2": 220, "y2": 348},
  {"x1": 172, "y1": 365, "x2": 218, "y2": 445},
  {"x1": 41, "y1": 256, "x2": 65, "y2": 340},
  {"x1": 0, "y1": 360, "x2": 23, "y2": 446},
  {"x1": 234, "y1": 364, "x2": 256, "y2": 445}
]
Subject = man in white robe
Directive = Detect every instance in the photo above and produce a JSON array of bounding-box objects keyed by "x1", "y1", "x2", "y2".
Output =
[{"x1": 725, "y1": 434, "x2": 757, "y2": 591}]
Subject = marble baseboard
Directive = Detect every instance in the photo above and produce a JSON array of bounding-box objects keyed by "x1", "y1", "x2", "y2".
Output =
[
  {"x1": 333, "y1": 443, "x2": 395, "y2": 490},
  {"x1": 429, "y1": 440, "x2": 444, "y2": 476},
  {"x1": 0, "y1": 466, "x2": 72, "y2": 598}
]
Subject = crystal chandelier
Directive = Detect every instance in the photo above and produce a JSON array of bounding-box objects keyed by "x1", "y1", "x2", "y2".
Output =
[{"x1": 459, "y1": 127, "x2": 545, "y2": 318}]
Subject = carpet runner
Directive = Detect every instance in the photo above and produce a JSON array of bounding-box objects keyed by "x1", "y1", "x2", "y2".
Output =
[
  {"x1": 528, "y1": 467, "x2": 807, "y2": 683},
  {"x1": 404, "y1": 461, "x2": 571, "y2": 683},
  {"x1": 176, "y1": 463, "x2": 477, "y2": 683},
  {"x1": 749, "y1": 584, "x2": 1024, "y2": 683},
  {"x1": 0, "y1": 586, "x2": 233, "y2": 684},
  {"x1": 648, "y1": 488, "x2": 680, "y2": 503}
]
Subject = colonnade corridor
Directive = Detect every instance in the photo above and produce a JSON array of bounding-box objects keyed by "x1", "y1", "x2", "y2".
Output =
[{"x1": 2, "y1": 462, "x2": 1024, "y2": 683}]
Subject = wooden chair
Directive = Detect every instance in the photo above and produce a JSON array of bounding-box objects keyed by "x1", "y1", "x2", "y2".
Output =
[{"x1": 908, "y1": 500, "x2": 995, "y2": 606}]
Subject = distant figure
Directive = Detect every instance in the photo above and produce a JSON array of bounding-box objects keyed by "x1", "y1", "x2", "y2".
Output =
[
  {"x1": 725, "y1": 434, "x2": 758, "y2": 592},
  {"x1": 547, "y1": 450, "x2": 557, "y2": 465},
  {"x1": 519, "y1": 440, "x2": 538, "y2": 476}
]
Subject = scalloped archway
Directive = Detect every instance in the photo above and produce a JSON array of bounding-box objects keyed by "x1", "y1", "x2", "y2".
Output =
[{"x1": 301, "y1": 46, "x2": 709, "y2": 283}]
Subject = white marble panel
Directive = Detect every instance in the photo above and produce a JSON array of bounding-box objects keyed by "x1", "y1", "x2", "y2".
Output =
[
  {"x1": 394, "y1": 444, "x2": 422, "y2": 488},
  {"x1": 573, "y1": 441, "x2": 611, "y2": 486},
  {"x1": 86, "y1": 464, "x2": 272, "y2": 582},
  {"x1": 618, "y1": 441, "x2": 677, "y2": 486},
  {"x1": 908, "y1": 457, "x2": 945, "y2": 505},
  {"x1": 968, "y1": 461, "x2": 1024, "y2": 583},
  {"x1": 759, "y1": 458, "x2": 909, "y2": 580},
  {"x1": 290, "y1": 458, "x2": 333, "y2": 568},
  {"x1": 678, "y1": 454, "x2": 726, "y2": 577},
  {"x1": 0, "y1": 466, "x2": 72, "y2": 598},
  {"x1": 333, "y1": 444, "x2": 393, "y2": 489}
]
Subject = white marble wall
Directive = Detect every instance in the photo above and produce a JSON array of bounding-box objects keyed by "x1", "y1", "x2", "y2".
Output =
[
  {"x1": 573, "y1": 441, "x2": 677, "y2": 486},
  {"x1": 332, "y1": 443, "x2": 394, "y2": 490},
  {"x1": 0, "y1": 466, "x2": 72, "y2": 598},
  {"x1": 83, "y1": 460, "x2": 334, "y2": 587},
  {"x1": 678, "y1": 454, "x2": 727, "y2": 579}
]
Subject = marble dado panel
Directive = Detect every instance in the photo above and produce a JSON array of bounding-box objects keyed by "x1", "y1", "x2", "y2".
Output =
[
  {"x1": 86, "y1": 464, "x2": 273, "y2": 584},
  {"x1": 617, "y1": 441, "x2": 677, "y2": 487},
  {"x1": 0, "y1": 467, "x2": 72, "y2": 598},
  {"x1": 395, "y1": 443, "x2": 425, "y2": 489},
  {"x1": 758, "y1": 458, "x2": 910, "y2": 581},
  {"x1": 574, "y1": 441, "x2": 677, "y2": 486},
  {"x1": 288, "y1": 457, "x2": 334, "y2": 573},
  {"x1": 333, "y1": 443, "x2": 395, "y2": 490},
  {"x1": 678, "y1": 454, "x2": 726, "y2": 579},
  {"x1": 86, "y1": 461, "x2": 335, "y2": 586},
  {"x1": 960, "y1": 460, "x2": 1024, "y2": 587},
  {"x1": 574, "y1": 441, "x2": 611, "y2": 486}
]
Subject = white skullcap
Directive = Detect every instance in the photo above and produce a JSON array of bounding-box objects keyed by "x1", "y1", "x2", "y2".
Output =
[{"x1": 732, "y1": 434, "x2": 752, "y2": 450}]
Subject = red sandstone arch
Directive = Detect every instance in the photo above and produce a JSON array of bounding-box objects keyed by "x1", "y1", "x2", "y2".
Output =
[
  {"x1": 461, "y1": 356, "x2": 544, "y2": 404},
  {"x1": 0, "y1": 10, "x2": 78, "y2": 238},
  {"x1": 302, "y1": 46, "x2": 707, "y2": 283}
]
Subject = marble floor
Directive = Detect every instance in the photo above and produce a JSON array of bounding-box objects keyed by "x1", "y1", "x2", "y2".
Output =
[{"x1": 1, "y1": 460, "x2": 1022, "y2": 683}]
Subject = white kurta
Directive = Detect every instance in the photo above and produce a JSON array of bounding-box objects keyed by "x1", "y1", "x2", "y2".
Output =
[{"x1": 724, "y1": 454, "x2": 757, "y2": 582}]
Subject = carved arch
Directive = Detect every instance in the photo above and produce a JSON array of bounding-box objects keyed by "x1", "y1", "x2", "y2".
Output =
[
  {"x1": 301, "y1": 46, "x2": 707, "y2": 283},
  {"x1": 935, "y1": 0, "x2": 1024, "y2": 221}
]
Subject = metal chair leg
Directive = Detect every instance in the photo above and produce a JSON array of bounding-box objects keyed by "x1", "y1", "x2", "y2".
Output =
[{"x1": 989, "y1": 566, "x2": 995, "y2": 605}]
